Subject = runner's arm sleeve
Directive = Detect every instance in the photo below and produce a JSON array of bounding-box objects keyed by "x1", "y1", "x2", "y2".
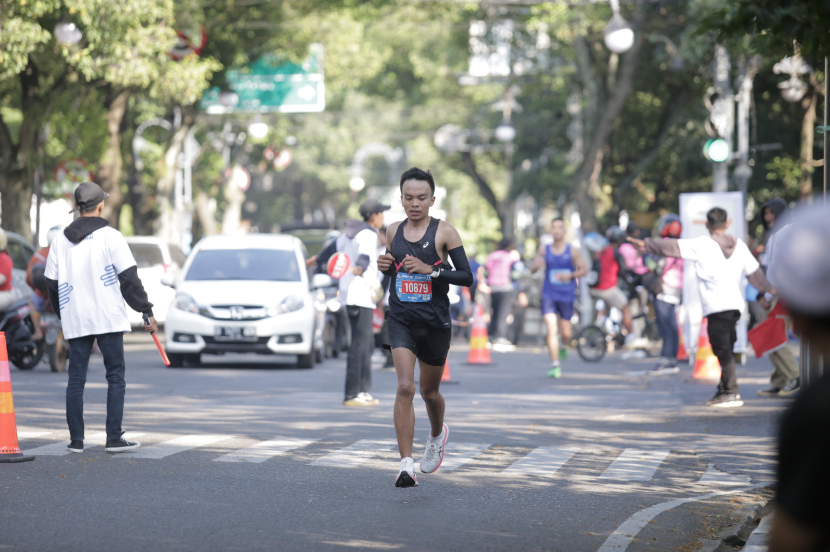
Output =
[
  {"x1": 438, "y1": 246, "x2": 474, "y2": 287},
  {"x1": 45, "y1": 277, "x2": 60, "y2": 320},
  {"x1": 117, "y1": 266, "x2": 154, "y2": 317}
]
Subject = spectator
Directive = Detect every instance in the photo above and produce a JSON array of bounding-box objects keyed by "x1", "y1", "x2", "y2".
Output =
[
  {"x1": 485, "y1": 238, "x2": 515, "y2": 346},
  {"x1": 591, "y1": 226, "x2": 634, "y2": 337}
]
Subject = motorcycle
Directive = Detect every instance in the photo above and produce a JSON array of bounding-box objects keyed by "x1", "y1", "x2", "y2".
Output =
[
  {"x1": 0, "y1": 299, "x2": 44, "y2": 370},
  {"x1": 39, "y1": 303, "x2": 67, "y2": 373}
]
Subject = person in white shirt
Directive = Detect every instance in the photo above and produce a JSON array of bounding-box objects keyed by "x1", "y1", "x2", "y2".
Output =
[
  {"x1": 44, "y1": 182, "x2": 157, "y2": 454},
  {"x1": 310, "y1": 199, "x2": 388, "y2": 407},
  {"x1": 629, "y1": 207, "x2": 775, "y2": 408}
]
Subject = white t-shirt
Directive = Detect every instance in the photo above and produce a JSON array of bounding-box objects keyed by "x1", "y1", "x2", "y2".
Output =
[
  {"x1": 678, "y1": 235, "x2": 759, "y2": 316},
  {"x1": 44, "y1": 227, "x2": 137, "y2": 339},
  {"x1": 337, "y1": 228, "x2": 380, "y2": 309}
]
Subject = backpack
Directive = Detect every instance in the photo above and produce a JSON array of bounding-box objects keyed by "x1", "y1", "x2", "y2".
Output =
[
  {"x1": 30, "y1": 263, "x2": 47, "y2": 293},
  {"x1": 640, "y1": 257, "x2": 665, "y2": 296}
]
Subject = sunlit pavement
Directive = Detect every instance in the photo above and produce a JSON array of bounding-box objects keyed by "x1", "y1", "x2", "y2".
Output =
[{"x1": 2, "y1": 332, "x2": 785, "y2": 552}]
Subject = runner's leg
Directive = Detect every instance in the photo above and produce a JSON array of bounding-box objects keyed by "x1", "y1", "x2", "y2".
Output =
[
  {"x1": 559, "y1": 317, "x2": 573, "y2": 349},
  {"x1": 393, "y1": 347, "x2": 418, "y2": 459},
  {"x1": 418, "y1": 360, "x2": 445, "y2": 438},
  {"x1": 544, "y1": 313, "x2": 560, "y2": 364}
]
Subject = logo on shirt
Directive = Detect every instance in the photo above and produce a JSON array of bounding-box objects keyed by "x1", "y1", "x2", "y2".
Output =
[
  {"x1": 100, "y1": 265, "x2": 118, "y2": 287},
  {"x1": 58, "y1": 282, "x2": 73, "y2": 310},
  {"x1": 423, "y1": 242, "x2": 429, "y2": 248}
]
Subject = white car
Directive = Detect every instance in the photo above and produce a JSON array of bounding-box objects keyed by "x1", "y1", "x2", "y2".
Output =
[
  {"x1": 125, "y1": 237, "x2": 187, "y2": 326},
  {"x1": 162, "y1": 234, "x2": 328, "y2": 368}
]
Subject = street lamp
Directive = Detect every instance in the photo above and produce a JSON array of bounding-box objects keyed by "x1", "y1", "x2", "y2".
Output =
[
  {"x1": 54, "y1": 22, "x2": 82, "y2": 45},
  {"x1": 349, "y1": 177, "x2": 366, "y2": 192},
  {"x1": 495, "y1": 123, "x2": 516, "y2": 143},
  {"x1": 247, "y1": 116, "x2": 269, "y2": 140},
  {"x1": 773, "y1": 53, "x2": 811, "y2": 103},
  {"x1": 603, "y1": 0, "x2": 634, "y2": 54}
]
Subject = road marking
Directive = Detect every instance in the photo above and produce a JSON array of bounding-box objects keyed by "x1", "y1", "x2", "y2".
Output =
[
  {"x1": 699, "y1": 463, "x2": 752, "y2": 485},
  {"x1": 597, "y1": 484, "x2": 768, "y2": 552},
  {"x1": 501, "y1": 446, "x2": 581, "y2": 476},
  {"x1": 118, "y1": 434, "x2": 232, "y2": 459},
  {"x1": 310, "y1": 440, "x2": 397, "y2": 468},
  {"x1": 743, "y1": 512, "x2": 773, "y2": 552},
  {"x1": 17, "y1": 430, "x2": 53, "y2": 439},
  {"x1": 214, "y1": 438, "x2": 319, "y2": 463},
  {"x1": 22, "y1": 432, "x2": 108, "y2": 456},
  {"x1": 433, "y1": 442, "x2": 490, "y2": 472},
  {"x1": 599, "y1": 449, "x2": 670, "y2": 481}
]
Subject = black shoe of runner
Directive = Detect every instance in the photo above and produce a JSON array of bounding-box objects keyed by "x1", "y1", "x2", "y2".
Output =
[
  {"x1": 706, "y1": 393, "x2": 744, "y2": 408},
  {"x1": 105, "y1": 438, "x2": 141, "y2": 453},
  {"x1": 67, "y1": 440, "x2": 84, "y2": 453}
]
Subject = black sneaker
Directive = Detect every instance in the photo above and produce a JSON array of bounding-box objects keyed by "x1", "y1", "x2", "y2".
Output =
[
  {"x1": 778, "y1": 378, "x2": 800, "y2": 397},
  {"x1": 67, "y1": 440, "x2": 84, "y2": 453},
  {"x1": 105, "y1": 438, "x2": 141, "y2": 453},
  {"x1": 756, "y1": 386, "x2": 782, "y2": 397},
  {"x1": 706, "y1": 393, "x2": 744, "y2": 408}
]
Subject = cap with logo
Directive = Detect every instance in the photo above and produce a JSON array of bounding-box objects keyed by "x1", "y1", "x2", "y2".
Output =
[
  {"x1": 358, "y1": 198, "x2": 390, "y2": 219},
  {"x1": 71, "y1": 181, "x2": 109, "y2": 213}
]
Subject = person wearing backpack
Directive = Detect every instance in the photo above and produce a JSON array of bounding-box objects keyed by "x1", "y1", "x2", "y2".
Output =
[{"x1": 640, "y1": 215, "x2": 685, "y2": 376}]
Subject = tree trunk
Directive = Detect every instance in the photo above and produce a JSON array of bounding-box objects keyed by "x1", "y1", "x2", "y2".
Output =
[
  {"x1": 195, "y1": 190, "x2": 219, "y2": 236},
  {"x1": 155, "y1": 110, "x2": 193, "y2": 238},
  {"x1": 97, "y1": 89, "x2": 131, "y2": 227},
  {"x1": 800, "y1": 86, "x2": 819, "y2": 201},
  {"x1": 0, "y1": 170, "x2": 34, "y2": 241},
  {"x1": 459, "y1": 151, "x2": 510, "y2": 237}
]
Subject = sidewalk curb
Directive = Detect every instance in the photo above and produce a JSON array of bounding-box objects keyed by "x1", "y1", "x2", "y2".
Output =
[{"x1": 704, "y1": 499, "x2": 773, "y2": 552}]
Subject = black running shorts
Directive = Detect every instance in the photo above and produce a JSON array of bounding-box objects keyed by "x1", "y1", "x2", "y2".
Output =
[{"x1": 387, "y1": 317, "x2": 452, "y2": 367}]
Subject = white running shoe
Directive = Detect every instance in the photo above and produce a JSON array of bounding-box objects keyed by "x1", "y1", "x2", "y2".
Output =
[
  {"x1": 357, "y1": 392, "x2": 380, "y2": 406},
  {"x1": 394, "y1": 457, "x2": 419, "y2": 488},
  {"x1": 419, "y1": 424, "x2": 448, "y2": 474}
]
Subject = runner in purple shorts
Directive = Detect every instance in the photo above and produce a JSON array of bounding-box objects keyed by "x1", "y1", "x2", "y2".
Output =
[{"x1": 531, "y1": 218, "x2": 588, "y2": 378}]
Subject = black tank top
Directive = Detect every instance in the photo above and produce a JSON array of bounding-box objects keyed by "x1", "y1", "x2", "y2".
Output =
[{"x1": 388, "y1": 217, "x2": 451, "y2": 328}]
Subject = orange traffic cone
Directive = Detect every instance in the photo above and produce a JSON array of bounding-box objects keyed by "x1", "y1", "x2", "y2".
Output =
[
  {"x1": 677, "y1": 322, "x2": 689, "y2": 362},
  {"x1": 0, "y1": 332, "x2": 35, "y2": 463},
  {"x1": 692, "y1": 318, "x2": 721, "y2": 380},
  {"x1": 466, "y1": 303, "x2": 492, "y2": 365},
  {"x1": 441, "y1": 358, "x2": 459, "y2": 384}
]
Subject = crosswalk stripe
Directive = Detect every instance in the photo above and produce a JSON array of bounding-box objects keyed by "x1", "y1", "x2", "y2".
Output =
[
  {"x1": 433, "y1": 443, "x2": 491, "y2": 472},
  {"x1": 214, "y1": 438, "x2": 319, "y2": 463},
  {"x1": 22, "y1": 432, "x2": 108, "y2": 456},
  {"x1": 118, "y1": 434, "x2": 232, "y2": 459},
  {"x1": 698, "y1": 464, "x2": 751, "y2": 485},
  {"x1": 310, "y1": 439, "x2": 397, "y2": 468},
  {"x1": 501, "y1": 446, "x2": 581, "y2": 476},
  {"x1": 17, "y1": 431, "x2": 53, "y2": 439},
  {"x1": 599, "y1": 449, "x2": 670, "y2": 481}
]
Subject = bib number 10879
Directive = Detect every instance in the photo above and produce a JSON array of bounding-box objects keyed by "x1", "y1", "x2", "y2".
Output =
[{"x1": 396, "y1": 273, "x2": 432, "y2": 302}]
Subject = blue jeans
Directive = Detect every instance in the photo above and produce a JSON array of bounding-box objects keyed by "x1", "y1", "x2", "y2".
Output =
[
  {"x1": 653, "y1": 298, "x2": 678, "y2": 361},
  {"x1": 66, "y1": 333, "x2": 126, "y2": 442}
]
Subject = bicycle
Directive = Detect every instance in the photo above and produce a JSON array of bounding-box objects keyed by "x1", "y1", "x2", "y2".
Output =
[{"x1": 575, "y1": 291, "x2": 661, "y2": 362}]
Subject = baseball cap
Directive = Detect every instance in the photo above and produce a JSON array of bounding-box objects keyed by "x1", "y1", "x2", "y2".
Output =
[
  {"x1": 769, "y1": 203, "x2": 830, "y2": 316},
  {"x1": 358, "y1": 198, "x2": 390, "y2": 219},
  {"x1": 71, "y1": 181, "x2": 109, "y2": 213}
]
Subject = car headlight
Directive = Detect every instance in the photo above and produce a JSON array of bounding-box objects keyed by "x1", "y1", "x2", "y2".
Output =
[
  {"x1": 173, "y1": 293, "x2": 199, "y2": 314},
  {"x1": 268, "y1": 295, "x2": 305, "y2": 316}
]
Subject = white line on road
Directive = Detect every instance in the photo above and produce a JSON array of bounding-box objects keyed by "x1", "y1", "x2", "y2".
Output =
[
  {"x1": 599, "y1": 449, "x2": 670, "y2": 481},
  {"x1": 501, "y1": 446, "x2": 581, "y2": 477},
  {"x1": 698, "y1": 463, "x2": 752, "y2": 485},
  {"x1": 310, "y1": 440, "x2": 397, "y2": 468},
  {"x1": 214, "y1": 438, "x2": 319, "y2": 463},
  {"x1": 597, "y1": 484, "x2": 768, "y2": 552},
  {"x1": 118, "y1": 434, "x2": 232, "y2": 459},
  {"x1": 17, "y1": 431, "x2": 53, "y2": 439},
  {"x1": 22, "y1": 432, "x2": 108, "y2": 456},
  {"x1": 434, "y1": 443, "x2": 491, "y2": 472}
]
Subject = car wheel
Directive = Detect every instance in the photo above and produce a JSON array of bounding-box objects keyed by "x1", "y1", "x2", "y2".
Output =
[
  {"x1": 297, "y1": 353, "x2": 314, "y2": 369},
  {"x1": 167, "y1": 353, "x2": 184, "y2": 368},
  {"x1": 314, "y1": 344, "x2": 324, "y2": 364}
]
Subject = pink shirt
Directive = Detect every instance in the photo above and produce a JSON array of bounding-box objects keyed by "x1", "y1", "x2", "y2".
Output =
[
  {"x1": 485, "y1": 250, "x2": 513, "y2": 288},
  {"x1": 662, "y1": 256, "x2": 684, "y2": 289},
  {"x1": 618, "y1": 243, "x2": 648, "y2": 275}
]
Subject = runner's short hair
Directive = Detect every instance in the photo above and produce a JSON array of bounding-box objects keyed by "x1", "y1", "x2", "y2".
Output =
[
  {"x1": 399, "y1": 167, "x2": 435, "y2": 194},
  {"x1": 707, "y1": 207, "x2": 728, "y2": 230},
  {"x1": 552, "y1": 217, "x2": 565, "y2": 225}
]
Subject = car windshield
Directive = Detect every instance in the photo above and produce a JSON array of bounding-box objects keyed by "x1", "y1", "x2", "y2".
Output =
[
  {"x1": 185, "y1": 249, "x2": 301, "y2": 282},
  {"x1": 129, "y1": 244, "x2": 165, "y2": 268}
]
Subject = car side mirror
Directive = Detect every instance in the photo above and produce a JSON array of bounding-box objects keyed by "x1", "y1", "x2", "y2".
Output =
[
  {"x1": 310, "y1": 273, "x2": 333, "y2": 289},
  {"x1": 160, "y1": 274, "x2": 176, "y2": 289}
]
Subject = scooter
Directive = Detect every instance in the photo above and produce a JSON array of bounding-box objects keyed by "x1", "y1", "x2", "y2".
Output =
[
  {"x1": 39, "y1": 301, "x2": 67, "y2": 372},
  {"x1": 0, "y1": 299, "x2": 44, "y2": 370}
]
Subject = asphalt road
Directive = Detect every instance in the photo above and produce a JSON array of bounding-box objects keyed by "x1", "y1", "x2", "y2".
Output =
[{"x1": 2, "y1": 333, "x2": 788, "y2": 551}]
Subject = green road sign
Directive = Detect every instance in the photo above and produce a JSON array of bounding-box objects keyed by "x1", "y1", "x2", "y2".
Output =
[{"x1": 201, "y1": 46, "x2": 325, "y2": 114}]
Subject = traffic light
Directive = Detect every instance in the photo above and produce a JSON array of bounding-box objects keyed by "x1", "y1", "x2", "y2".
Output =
[{"x1": 703, "y1": 138, "x2": 729, "y2": 162}]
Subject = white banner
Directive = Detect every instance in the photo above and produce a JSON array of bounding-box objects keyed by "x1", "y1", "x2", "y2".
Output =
[{"x1": 678, "y1": 192, "x2": 748, "y2": 355}]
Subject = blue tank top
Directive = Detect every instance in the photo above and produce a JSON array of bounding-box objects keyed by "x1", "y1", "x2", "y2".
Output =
[{"x1": 542, "y1": 243, "x2": 576, "y2": 301}]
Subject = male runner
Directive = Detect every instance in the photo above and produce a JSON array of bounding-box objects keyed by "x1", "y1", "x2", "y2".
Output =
[
  {"x1": 377, "y1": 167, "x2": 474, "y2": 488},
  {"x1": 531, "y1": 218, "x2": 588, "y2": 378}
]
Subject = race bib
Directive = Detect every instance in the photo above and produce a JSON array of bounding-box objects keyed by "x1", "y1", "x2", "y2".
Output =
[
  {"x1": 548, "y1": 269, "x2": 570, "y2": 285},
  {"x1": 396, "y1": 272, "x2": 432, "y2": 302}
]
